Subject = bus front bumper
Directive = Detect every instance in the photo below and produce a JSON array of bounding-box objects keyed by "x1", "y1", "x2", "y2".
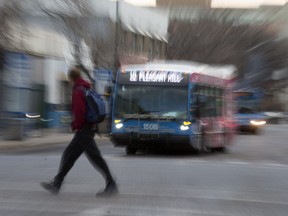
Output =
[{"x1": 110, "y1": 133, "x2": 191, "y2": 150}]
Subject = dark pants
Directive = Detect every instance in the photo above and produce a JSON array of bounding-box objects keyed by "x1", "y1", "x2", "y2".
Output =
[{"x1": 54, "y1": 128, "x2": 113, "y2": 184}]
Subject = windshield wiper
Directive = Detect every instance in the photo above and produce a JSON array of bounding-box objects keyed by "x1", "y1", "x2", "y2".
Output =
[
  {"x1": 139, "y1": 114, "x2": 177, "y2": 120},
  {"x1": 123, "y1": 114, "x2": 154, "y2": 119},
  {"x1": 140, "y1": 110, "x2": 161, "y2": 114},
  {"x1": 123, "y1": 114, "x2": 176, "y2": 120},
  {"x1": 123, "y1": 114, "x2": 140, "y2": 119},
  {"x1": 161, "y1": 116, "x2": 176, "y2": 120},
  {"x1": 139, "y1": 114, "x2": 153, "y2": 119},
  {"x1": 150, "y1": 115, "x2": 176, "y2": 120}
]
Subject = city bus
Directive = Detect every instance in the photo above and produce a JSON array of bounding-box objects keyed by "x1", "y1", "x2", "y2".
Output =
[{"x1": 110, "y1": 61, "x2": 236, "y2": 154}]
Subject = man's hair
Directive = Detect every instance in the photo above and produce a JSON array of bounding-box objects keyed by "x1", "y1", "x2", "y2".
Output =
[{"x1": 68, "y1": 68, "x2": 81, "y2": 80}]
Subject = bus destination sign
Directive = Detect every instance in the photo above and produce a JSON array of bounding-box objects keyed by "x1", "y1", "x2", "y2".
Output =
[{"x1": 119, "y1": 70, "x2": 189, "y2": 85}]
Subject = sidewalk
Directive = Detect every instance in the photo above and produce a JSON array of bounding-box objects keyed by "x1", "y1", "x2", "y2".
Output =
[{"x1": 0, "y1": 131, "x2": 110, "y2": 150}]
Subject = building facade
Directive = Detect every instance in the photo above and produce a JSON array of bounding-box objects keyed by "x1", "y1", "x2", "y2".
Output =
[
  {"x1": 0, "y1": 0, "x2": 169, "y2": 130},
  {"x1": 157, "y1": 0, "x2": 211, "y2": 7}
]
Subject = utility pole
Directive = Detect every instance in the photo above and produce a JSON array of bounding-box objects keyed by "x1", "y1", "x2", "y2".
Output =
[
  {"x1": 206, "y1": 0, "x2": 211, "y2": 7},
  {"x1": 114, "y1": 0, "x2": 120, "y2": 75}
]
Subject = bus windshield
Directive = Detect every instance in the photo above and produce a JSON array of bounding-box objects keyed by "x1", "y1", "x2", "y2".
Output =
[{"x1": 114, "y1": 85, "x2": 188, "y2": 120}]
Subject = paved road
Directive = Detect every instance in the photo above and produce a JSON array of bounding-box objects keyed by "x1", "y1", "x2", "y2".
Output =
[{"x1": 0, "y1": 125, "x2": 288, "y2": 215}]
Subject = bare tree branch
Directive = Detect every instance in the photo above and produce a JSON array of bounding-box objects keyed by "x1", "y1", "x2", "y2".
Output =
[
  {"x1": 167, "y1": 17, "x2": 288, "y2": 78},
  {"x1": 38, "y1": 0, "x2": 94, "y2": 81},
  {"x1": 0, "y1": 0, "x2": 27, "y2": 50}
]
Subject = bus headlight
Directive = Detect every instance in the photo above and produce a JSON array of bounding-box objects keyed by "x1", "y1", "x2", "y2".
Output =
[
  {"x1": 180, "y1": 125, "x2": 190, "y2": 131},
  {"x1": 115, "y1": 123, "x2": 124, "y2": 129},
  {"x1": 250, "y1": 120, "x2": 266, "y2": 126},
  {"x1": 183, "y1": 121, "x2": 191, "y2": 126},
  {"x1": 114, "y1": 119, "x2": 122, "y2": 123}
]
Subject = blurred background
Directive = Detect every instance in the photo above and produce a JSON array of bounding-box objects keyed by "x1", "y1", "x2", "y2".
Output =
[
  {"x1": 2, "y1": 1, "x2": 288, "y2": 216},
  {"x1": 0, "y1": 0, "x2": 288, "y2": 138}
]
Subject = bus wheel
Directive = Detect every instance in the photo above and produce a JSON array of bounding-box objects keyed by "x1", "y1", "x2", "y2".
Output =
[
  {"x1": 214, "y1": 147, "x2": 227, "y2": 153},
  {"x1": 126, "y1": 147, "x2": 137, "y2": 155},
  {"x1": 219, "y1": 147, "x2": 227, "y2": 152}
]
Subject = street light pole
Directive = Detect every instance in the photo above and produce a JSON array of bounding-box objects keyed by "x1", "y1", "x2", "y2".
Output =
[{"x1": 114, "y1": 0, "x2": 120, "y2": 75}]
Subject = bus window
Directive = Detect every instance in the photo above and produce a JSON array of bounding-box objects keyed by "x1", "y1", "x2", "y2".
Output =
[
  {"x1": 190, "y1": 85, "x2": 201, "y2": 118},
  {"x1": 207, "y1": 87, "x2": 211, "y2": 117},
  {"x1": 191, "y1": 85, "x2": 209, "y2": 118},
  {"x1": 201, "y1": 86, "x2": 209, "y2": 117},
  {"x1": 191, "y1": 85, "x2": 226, "y2": 118},
  {"x1": 216, "y1": 88, "x2": 224, "y2": 117}
]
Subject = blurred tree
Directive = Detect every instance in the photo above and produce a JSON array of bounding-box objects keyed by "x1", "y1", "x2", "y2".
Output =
[
  {"x1": 0, "y1": 0, "x2": 26, "y2": 50},
  {"x1": 87, "y1": 17, "x2": 116, "y2": 70},
  {"x1": 167, "y1": 17, "x2": 288, "y2": 75},
  {"x1": 39, "y1": 0, "x2": 95, "y2": 82}
]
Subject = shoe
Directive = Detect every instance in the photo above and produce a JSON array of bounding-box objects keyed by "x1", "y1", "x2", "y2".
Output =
[
  {"x1": 40, "y1": 181, "x2": 61, "y2": 195},
  {"x1": 96, "y1": 181, "x2": 119, "y2": 197}
]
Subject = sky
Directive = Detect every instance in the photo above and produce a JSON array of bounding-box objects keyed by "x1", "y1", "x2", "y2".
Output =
[
  {"x1": 212, "y1": 0, "x2": 288, "y2": 8},
  {"x1": 122, "y1": 0, "x2": 156, "y2": 7},
  {"x1": 120, "y1": 0, "x2": 288, "y2": 8}
]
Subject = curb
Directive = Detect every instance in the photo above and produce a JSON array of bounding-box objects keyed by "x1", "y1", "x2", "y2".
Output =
[
  {"x1": 0, "y1": 136, "x2": 111, "y2": 152},
  {"x1": 0, "y1": 141, "x2": 67, "y2": 151}
]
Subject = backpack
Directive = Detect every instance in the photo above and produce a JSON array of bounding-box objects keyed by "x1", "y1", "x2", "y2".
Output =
[{"x1": 81, "y1": 87, "x2": 106, "y2": 124}]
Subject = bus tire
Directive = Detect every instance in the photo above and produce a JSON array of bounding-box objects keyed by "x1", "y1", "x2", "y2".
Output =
[
  {"x1": 219, "y1": 147, "x2": 227, "y2": 152},
  {"x1": 126, "y1": 147, "x2": 137, "y2": 155},
  {"x1": 214, "y1": 146, "x2": 227, "y2": 153}
]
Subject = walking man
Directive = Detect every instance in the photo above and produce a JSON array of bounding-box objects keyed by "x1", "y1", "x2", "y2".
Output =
[{"x1": 41, "y1": 68, "x2": 118, "y2": 197}]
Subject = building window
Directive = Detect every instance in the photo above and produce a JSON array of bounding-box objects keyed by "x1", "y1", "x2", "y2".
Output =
[
  {"x1": 121, "y1": 31, "x2": 126, "y2": 48},
  {"x1": 149, "y1": 39, "x2": 155, "y2": 59},
  {"x1": 160, "y1": 42, "x2": 166, "y2": 58},
  {"x1": 153, "y1": 40, "x2": 160, "y2": 58},
  {"x1": 149, "y1": 42, "x2": 153, "y2": 59},
  {"x1": 58, "y1": 80, "x2": 71, "y2": 111},
  {"x1": 139, "y1": 35, "x2": 144, "y2": 52},
  {"x1": 132, "y1": 33, "x2": 137, "y2": 51},
  {"x1": 156, "y1": 42, "x2": 160, "y2": 58}
]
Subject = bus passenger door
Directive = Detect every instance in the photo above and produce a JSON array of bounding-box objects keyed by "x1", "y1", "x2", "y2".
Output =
[{"x1": 190, "y1": 85, "x2": 206, "y2": 150}]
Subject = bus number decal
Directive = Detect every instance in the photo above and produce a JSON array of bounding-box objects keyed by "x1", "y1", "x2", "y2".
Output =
[{"x1": 143, "y1": 123, "x2": 159, "y2": 130}]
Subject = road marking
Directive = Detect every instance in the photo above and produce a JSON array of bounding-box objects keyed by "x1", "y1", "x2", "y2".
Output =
[
  {"x1": 119, "y1": 192, "x2": 288, "y2": 206},
  {"x1": 78, "y1": 205, "x2": 231, "y2": 216},
  {"x1": 222, "y1": 160, "x2": 250, "y2": 165},
  {"x1": 103, "y1": 155, "x2": 288, "y2": 168},
  {"x1": 2, "y1": 187, "x2": 288, "y2": 207},
  {"x1": 2, "y1": 154, "x2": 288, "y2": 169}
]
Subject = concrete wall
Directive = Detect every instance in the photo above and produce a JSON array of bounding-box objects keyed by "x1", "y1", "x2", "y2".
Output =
[
  {"x1": 43, "y1": 58, "x2": 68, "y2": 105},
  {"x1": 157, "y1": 0, "x2": 210, "y2": 7},
  {"x1": 9, "y1": 20, "x2": 68, "y2": 58}
]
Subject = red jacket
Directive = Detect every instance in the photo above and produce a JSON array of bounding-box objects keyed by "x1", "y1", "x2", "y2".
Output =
[{"x1": 71, "y1": 78, "x2": 91, "y2": 131}]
